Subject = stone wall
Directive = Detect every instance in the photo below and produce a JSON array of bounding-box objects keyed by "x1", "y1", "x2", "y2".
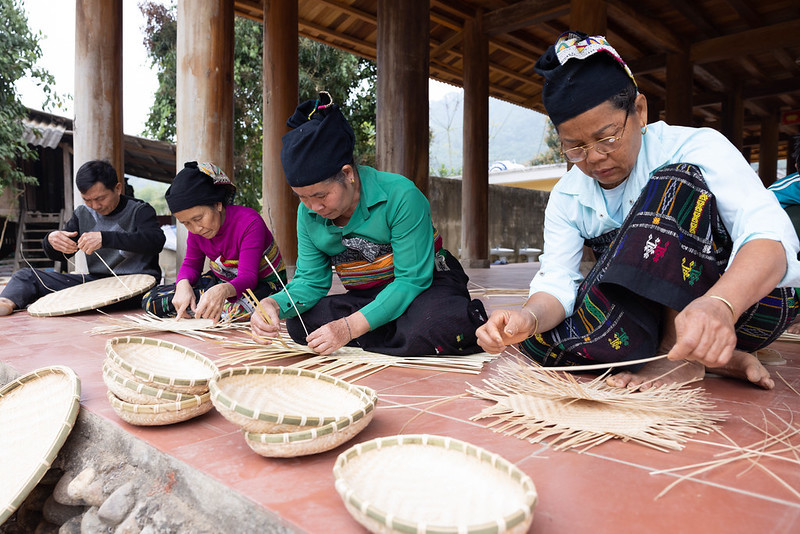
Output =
[{"x1": 428, "y1": 177, "x2": 549, "y2": 262}]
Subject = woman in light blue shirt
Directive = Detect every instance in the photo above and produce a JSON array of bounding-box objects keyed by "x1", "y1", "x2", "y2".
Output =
[{"x1": 477, "y1": 31, "x2": 800, "y2": 391}]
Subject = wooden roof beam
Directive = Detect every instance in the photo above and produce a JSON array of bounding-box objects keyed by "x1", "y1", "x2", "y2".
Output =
[
  {"x1": 483, "y1": 0, "x2": 568, "y2": 36},
  {"x1": 691, "y1": 20, "x2": 800, "y2": 63},
  {"x1": 606, "y1": 0, "x2": 683, "y2": 53}
]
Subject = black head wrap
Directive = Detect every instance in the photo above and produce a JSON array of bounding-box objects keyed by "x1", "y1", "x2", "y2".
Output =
[
  {"x1": 165, "y1": 161, "x2": 236, "y2": 213},
  {"x1": 280, "y1": 92, "x2": 355, "y2": 187},
  {"x1": 533, "y1": 31, "x2": 637, "y2": 126}
]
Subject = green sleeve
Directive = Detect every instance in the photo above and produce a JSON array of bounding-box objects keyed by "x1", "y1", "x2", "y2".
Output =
[
  {"x1": 271, "y1": 210, "x2": 333, "y2": 319},
  {"x1": 358, "y1": 187, "x2": 434, "y2": 329}
]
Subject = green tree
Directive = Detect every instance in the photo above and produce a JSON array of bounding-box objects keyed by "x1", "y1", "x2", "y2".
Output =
[
  {"x1": 139, "y1": 1, "x2": 377, "y2": 209},
  {"x1": 528, "y1": 119, "x2": 564, "y2": 165},
  {"x1": 0, "y1": 0, "x2": 58, "y2": 197}
]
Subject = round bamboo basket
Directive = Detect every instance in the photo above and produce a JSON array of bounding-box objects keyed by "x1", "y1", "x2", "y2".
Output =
[
  {"x1": 27, "y1": 274, "x2": 156, "y2": 317},
  {"x1": 0, "y1": 366, "x2": 81, "y2": 524},
  {"x1": 243, "y1": 409, "x2": 375, "y2": 458},
  {"x1": 101, "y1": 362, "x2": 201, "y2": 405},
  {"x1": 105, "y1": 336, "x2": 217, "y2": 394},
  {"x1": 106, "y1": 390, "x2": 212, "y2": 426},
  {"x1": 210, "y1": 366, "x2": 377, "y2": 434},
  {"x1": 333, "y1": 434, "x2": 538, "y2": 534}
]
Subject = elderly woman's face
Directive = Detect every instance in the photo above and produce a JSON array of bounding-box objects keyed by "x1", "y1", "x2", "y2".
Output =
[
  {"x1": 174, "y1": 203, "x2": 225, "y2": 239},
  {"x1": 293, "y1": 165, "x2": 359, "y2": 223},
  {"x1": 557, "y1": 94, "x2": 647, "y2": 189}
]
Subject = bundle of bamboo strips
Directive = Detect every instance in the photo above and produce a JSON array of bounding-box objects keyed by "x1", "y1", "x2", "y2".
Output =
[
  {"x1": 214, "y1": 336, "x2": 497, "y2": 382},
  {"x1": 469, "y1": 358, "x2": 726, "y2": 452},
  {"x1": 89, "y1": 313, "x2": 248, "y2": 341}
]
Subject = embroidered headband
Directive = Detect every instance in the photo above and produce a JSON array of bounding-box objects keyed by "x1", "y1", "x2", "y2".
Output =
[{"x1": 165, "y1": 161, "x2": 236, "y2": 213}]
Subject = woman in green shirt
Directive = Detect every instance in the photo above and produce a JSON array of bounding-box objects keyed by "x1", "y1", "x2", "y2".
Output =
[{"x1": 251, "y1": 94, "x2": 486, "y2": 356}]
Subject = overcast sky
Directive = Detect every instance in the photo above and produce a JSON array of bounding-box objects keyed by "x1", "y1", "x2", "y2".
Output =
[{"x1": 16, "y1": 0, "x2": 459, "y2": 138}]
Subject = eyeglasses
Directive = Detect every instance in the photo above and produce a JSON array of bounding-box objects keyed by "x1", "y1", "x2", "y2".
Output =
[{"x1": 561, "y1": 112, "x2": 629, "y2": 163}]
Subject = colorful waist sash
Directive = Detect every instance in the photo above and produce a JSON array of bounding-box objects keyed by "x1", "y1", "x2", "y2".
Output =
[{"x1": 331, "y1": 227, "x2": 443, "y2": 291}]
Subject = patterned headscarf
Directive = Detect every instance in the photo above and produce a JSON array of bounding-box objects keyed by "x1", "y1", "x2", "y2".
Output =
[
  {"x1": 280, "y1": 92, "x2": 355, "y2": 187},
  {"x1": 534, "y1": 31, "x2": 637, "y2": 126},
  {"x1": 165, "y1": 161, "x2": 236, "y2": 213}
]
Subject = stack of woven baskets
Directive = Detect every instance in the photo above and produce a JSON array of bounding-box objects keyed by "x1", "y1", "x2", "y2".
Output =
[
  {"x1": 103, "y1": 336, "x2": 218, "y2": 426},
  {"x1": 210, "y1": 366, "x2": 378, "y2": 457}
]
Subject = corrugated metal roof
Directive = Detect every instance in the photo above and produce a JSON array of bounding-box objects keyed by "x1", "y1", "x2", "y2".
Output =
[{"x1": 22, "y1": 116, "x2": 66, "y2": 149}]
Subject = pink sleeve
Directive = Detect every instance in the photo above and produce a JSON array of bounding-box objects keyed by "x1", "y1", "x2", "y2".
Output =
[{"x1": 227, "y1": 216, "x2": 268, "y2": 299}]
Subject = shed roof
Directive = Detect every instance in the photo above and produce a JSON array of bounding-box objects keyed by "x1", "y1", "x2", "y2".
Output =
[{"x1": 234, "y1": 0, "x2": 800, "y2": 160}]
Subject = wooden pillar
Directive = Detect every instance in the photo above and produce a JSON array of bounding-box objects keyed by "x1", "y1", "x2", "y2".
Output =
[
  {"x1": 74, "y1": 0, "x2": 122, "y2": 273},
  {"x1": 665, "y1": 52, "x2": 692, "y2": 126},
  {"x1": 721, "y1": 80, "x2": 744, "y2": 151},
  {"x1": 759, "y1": 108, "x2": 779, "y2": 187},
  {"x1": 262, "y1": 0, "x2": 299, "y2": 267},
  {"x1": 74, "y1": 0, "x2": 123, "y2": 184},
  {"x1": 376, "y1": 0, "x2": 429, "y2": 195},
  {"x1": 175, "y1": 0, "x2": 234, "y2": 262},
  {"x1": 570, "y1": 0, "x2": 606, "y2": 35},
  {"x1": 647, "y1": 95, "x2": 662, "y2": 125},
  {"x1": 460, "y1": 16, "x2": 490, "y2": 268}
]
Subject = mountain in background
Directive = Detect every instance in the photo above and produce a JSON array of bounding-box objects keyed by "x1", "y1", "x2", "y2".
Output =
[{"x1": 429, "y1": 91, "x2": 549, "y2": 175}]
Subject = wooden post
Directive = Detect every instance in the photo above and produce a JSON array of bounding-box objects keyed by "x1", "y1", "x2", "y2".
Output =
[
  {"x1": 721, "y1": 80, "x2": 744, "y2": 150},
  {"x1": 176, "y1": 0, "x2": 234, "y2": 263},
  {"x1": 74, "y1": 0, "x2": 123, "y2": 184},
  {"x1": 759, "y1": 108, "x2": 779, "y2": 187},
  {"x1": 376, "y1": 0, "x2": 429, "y2": 195},
  {"x1": 570, "y1": 0, "x2": 606, "y2": 35},
  {"x1": 460, "y1": 16, "x2": 490, "y2": 268},
  {"x1": 74, "y1": 0, "x2": 123, "y2": 273},
  {"x1": 262, "y1": 0, "x2": 299, "y2": 267},
  {"x1": 665, "y1": 52, "x2": 693, "y2": 126}
]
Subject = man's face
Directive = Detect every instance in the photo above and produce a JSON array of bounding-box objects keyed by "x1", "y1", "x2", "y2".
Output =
[{"x1": 80, "y1": 181, "x2": 122, "y2": 216}]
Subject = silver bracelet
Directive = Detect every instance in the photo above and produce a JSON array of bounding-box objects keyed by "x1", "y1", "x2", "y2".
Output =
[{"x1": 343, "y1": 316, "x2": 353, "y2": 341}]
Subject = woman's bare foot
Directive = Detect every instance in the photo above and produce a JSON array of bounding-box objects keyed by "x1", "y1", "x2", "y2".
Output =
[
  {"x1": 706, "y1": 350, "x2": 774, "y2": 389},
  {"x1": 606, "y1": 358, "x2": 705, "y2": 391},
  {"x1": 0, "y1": 297, "x2": 15, "y2": 317},
  {"x1": 786, "y1": 317, "x2": 800, "y2": 335}
]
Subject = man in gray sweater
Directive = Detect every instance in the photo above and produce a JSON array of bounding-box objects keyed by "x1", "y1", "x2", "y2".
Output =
[{"x1": 0, "y1": 160, "x2": 165, "y2": 315}]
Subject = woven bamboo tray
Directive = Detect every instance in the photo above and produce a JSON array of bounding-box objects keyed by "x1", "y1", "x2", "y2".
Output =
[
  {"x1": 333, "y1": 434, "x2": 538, "y2": 534},
  {"x1": 210, "y1": 366, "x2": 377, "y2": 434},
  {"x1": 0, "y1": 366, "x2": 81, "y2": 523},
  {"x1": 106, "y1": 390, "x2": 212, "y2": 426},
  {"x1": 243, "y1": 409, "x2": 375, "y2": 458},
  {"x1": 27, "y1": 274, "x2": 156, "y2": 317},
  {"x1": 105, "y1": 336, "x2": 217, "y2": 394},
  {"x1": 101, "y1": 362, "x2": 201, "y2": 405}
]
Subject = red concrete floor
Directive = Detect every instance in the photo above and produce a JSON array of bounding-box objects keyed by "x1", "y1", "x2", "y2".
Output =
[{"x1": 2, "y1": 262, "x2": 800, "y2": 533}]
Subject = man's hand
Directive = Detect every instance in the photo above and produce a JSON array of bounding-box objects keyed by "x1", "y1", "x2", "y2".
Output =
[
  {"x1": 77, "y1": 232, "x2": 103, "y2": 255},
  {"x1": 47, "y1": 231, "x2": 79, "y2": 254}
]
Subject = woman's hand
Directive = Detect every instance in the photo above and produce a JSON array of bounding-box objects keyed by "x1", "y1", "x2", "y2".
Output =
[
  {"x1": 194, "y1": 283, "x2": 235, "y2": 322},
  {"x1": 476, "y1": 309, "x2": 538, "y2": 354},
  {"x1": 172, "y1": 279, "x2": 196, "y2": 320},
  {"x1": 306, "y1": 317, "x2": 353, "y2": 355},
  {"x1": 250, "y1": 297, "x2": 281, "y2": 341},
  {"x1": 667, "y1": 295, "x2": 737, "y2": 367}
]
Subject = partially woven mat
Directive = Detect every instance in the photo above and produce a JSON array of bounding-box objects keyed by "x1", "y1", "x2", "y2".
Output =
[
  {"x1": 27, "y1": 274, "x2": 156, "y2": 317},
  {"x1": 469, "y1": 359, "x2": 727, "y2": 452},
  {"x1": 89, "y1": 314, "x2": 248, "y2": 341},
  {"x1": 333, "y1": 434, "x2": 537, "y2": 534},
  {"x1": 0, "y1": 366, "x2": 81, "y2": 523}
]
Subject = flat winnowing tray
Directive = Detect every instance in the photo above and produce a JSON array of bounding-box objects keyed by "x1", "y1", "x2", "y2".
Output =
[
  {"x1": 333, "y1": 434, "x2": 537, "y2": 534},
  {"x1": 27, "y1": 274, "x2": 156, "y2": 317},
  {"x1": 105, "y1": 336, "x2": 217, "y2": 394},
  {"x1": 210, "y1": 366, "x2": 377, "y2": 434},
  {"x1": 0, "y1": 366, "x2": 81, "y2": 523}
]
